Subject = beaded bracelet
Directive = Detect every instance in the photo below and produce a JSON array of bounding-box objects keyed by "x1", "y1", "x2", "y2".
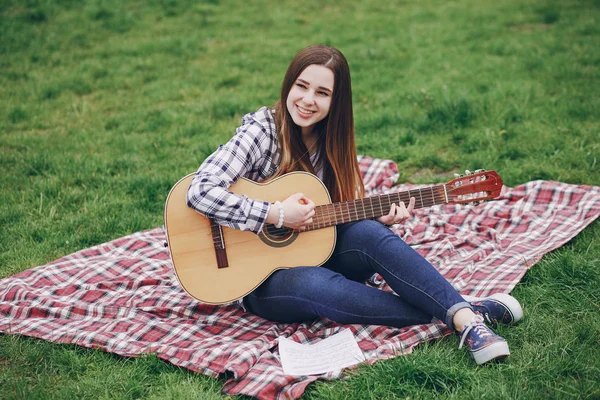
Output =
[{"x1": 274, "y1": 201, "x2": 284, "y2": 229}]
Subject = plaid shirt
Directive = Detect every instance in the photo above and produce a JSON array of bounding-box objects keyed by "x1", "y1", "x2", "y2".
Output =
[{"x1": 186, "y1": 107, "x2": 281, "y2": 234}]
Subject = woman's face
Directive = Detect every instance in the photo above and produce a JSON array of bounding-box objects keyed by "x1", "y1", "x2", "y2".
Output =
[{"x1": 286, "y1": 64, "x2": 334, "y2": 136}]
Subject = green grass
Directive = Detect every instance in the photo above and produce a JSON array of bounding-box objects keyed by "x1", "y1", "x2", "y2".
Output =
[{"x1": 1, "y1": 0, "x2": 599, "y2": 398}]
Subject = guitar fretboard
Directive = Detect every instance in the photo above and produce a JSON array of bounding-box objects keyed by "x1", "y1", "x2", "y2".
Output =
[{"x1": 305, "y1": 184, "x2": 447, "y2": 231}]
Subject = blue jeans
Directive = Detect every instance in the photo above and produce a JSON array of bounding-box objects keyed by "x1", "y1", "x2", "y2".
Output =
[{"x1": 244, "y1": 220, "x2": 471, "y2": 330}]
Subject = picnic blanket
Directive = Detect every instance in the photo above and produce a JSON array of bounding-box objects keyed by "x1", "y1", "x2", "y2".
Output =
[{"x1": 1, "y1": 156, "x2": 599, "y2": 400}]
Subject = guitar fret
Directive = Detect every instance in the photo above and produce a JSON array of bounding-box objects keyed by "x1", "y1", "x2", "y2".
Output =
[
  {"x1": 360, "y1": 198, "x2": 366, "y2": 220},
  {"x1": 332, "y1": 203, "x2": 338, "y2": 225},
  {"x1": 334, "y1": 203, "x2": 340, "y2": 225},
  {"x1": 329, "y1": 203, "x2": 336, "y2": 226},
  {"x1": 316, "y1": 206, "x2": 321, "y2": 229},
  {"x1": 348, "y1": 201, "x2": 353, "y2": 223},
  {"x1": 343, "y1": 201, "x2": 349, "y2": 223},
  {"x1": 345, "y1": 202, "x2": 351, "y2": 224}
]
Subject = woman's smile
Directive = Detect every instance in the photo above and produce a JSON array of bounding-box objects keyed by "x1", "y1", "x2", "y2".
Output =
[{"x1": 296, "y1": 105, "x2": 316, "y2": 117}]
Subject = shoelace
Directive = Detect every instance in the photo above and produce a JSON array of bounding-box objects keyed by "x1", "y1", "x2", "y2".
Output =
[{"x1": 458, "y1": 314, "x2": 490, "y2": 349}]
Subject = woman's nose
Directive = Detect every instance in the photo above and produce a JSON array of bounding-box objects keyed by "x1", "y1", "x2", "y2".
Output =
[{"x1": 302, "y1": 91, "x2": 315, "y2": 104}]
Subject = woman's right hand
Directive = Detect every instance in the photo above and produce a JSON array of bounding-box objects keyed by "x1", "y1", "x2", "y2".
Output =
[{"x1": 270, "y1": 193, "x2": 315, "y2": 231}]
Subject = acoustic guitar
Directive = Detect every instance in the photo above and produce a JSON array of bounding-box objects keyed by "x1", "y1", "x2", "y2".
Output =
[{"x1": 164, "y1": 170, "x2": 503, "y2": 304}]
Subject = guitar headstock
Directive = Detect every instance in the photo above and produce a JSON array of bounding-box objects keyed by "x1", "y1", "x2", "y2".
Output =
[{"x1": 446, "y1": 169, "x2": 503, "y2": 204}]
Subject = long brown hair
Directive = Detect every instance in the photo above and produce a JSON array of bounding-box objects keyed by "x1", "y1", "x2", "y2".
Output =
[{"x1": 272, "y1": 45, "x2": 365, "y2": 203}]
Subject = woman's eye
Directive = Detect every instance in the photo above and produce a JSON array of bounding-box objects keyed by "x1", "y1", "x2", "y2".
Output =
[
  {"x1": 296, "y1": 83, "x2": 307, "y2": 89},
  {"x1": 318, "y1": 91, "x2": 329, "y2": 96}
]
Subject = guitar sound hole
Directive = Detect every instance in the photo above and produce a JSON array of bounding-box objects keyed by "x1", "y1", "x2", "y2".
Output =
[{"x1": 258, "y1": 224, "x2": 299, "y2": 248}]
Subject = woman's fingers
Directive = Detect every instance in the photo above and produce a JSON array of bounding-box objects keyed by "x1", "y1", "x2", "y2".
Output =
[
  {"x1": 385, "y1": 203, "x2": 397, "y2": 225},
  {"x1": 394, "y1": 200, "x2": 414, "y2": 223},
  {"x1": 387, "y1": 203, "x2": 396, "y2": 219},
  {"x1": 280, "y1": 192, "x2": 318, "y2": 230},
  {"x1": 394, "y1": 202, "x2": 406, "y2": 223},
  {"x1": 407, "y1": 197, "x2": 416, "y2": 214},
  {"x1": 375, "y1": 203, "x2": 396, "y2": 225}
]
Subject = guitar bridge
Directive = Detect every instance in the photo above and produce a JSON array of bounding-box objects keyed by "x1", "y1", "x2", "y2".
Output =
[{"x1": 209, "y1": 219, "x2": 229, "y2": 269}]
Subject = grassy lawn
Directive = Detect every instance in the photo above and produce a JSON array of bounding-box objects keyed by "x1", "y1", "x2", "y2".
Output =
[{"x1": 1, "y1": 0, "x2": 599, "y2": 398}]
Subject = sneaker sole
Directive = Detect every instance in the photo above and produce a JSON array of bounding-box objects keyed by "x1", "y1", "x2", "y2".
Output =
[
  {"x1": 463, "y1": 293, "x2": 524, "y2": 325},
  {"x1": 472, "y1": 340, "x2": 510, "y2": 365}
]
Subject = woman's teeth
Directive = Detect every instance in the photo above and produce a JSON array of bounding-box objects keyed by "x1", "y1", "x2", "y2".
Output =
[{"x1": 298, "y1": 106, "x2": 315, "y2": 114}]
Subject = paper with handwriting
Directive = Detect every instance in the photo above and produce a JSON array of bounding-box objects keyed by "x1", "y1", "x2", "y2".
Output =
[{"x1": 278, "y1": 328, "x2": 366, "y2": 376}]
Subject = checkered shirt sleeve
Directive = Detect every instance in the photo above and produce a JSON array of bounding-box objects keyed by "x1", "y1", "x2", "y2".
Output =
[{"x1": 186, "y1": 107, "x2": 280, "y2": 234}]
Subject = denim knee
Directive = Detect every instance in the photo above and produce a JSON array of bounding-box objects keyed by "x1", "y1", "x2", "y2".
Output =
[{"x1": 339, "y1": 220, "x2": 395, "y2": 244}]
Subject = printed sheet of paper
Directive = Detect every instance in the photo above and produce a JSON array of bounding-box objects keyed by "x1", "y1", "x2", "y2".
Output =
[{"x1": 278, "y1": 328, "x2": 366, "y2": 376}]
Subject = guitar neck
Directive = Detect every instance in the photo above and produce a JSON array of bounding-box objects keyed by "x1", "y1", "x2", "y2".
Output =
[{"x1": 305, "y1": 184, "x2": 448, "y2": 231}]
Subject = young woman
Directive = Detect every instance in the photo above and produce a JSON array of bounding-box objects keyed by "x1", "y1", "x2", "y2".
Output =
[{"x1": 187, "y1": 45, "x2": 523, "y2": 365}]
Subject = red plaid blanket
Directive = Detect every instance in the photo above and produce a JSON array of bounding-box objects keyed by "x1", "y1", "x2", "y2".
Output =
[{"x1": 1, "y1": 156, "x2": 599, "y2": 400}]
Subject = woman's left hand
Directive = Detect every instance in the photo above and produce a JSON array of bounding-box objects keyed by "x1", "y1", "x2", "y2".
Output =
[{"x1": 376, "y1": 197, "x2": 416, "y2": 226}]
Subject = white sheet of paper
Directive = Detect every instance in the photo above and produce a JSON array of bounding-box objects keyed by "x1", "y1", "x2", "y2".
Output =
[{"x1": 278, "y1": 328, "x2": 366, "y2": 376}]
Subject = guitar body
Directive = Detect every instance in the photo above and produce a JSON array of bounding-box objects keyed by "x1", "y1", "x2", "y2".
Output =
[{"x1": 164, "y1": 172, "x2": 336, "y2": 304}]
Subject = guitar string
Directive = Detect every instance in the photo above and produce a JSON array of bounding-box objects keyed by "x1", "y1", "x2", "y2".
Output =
[
  {"x1": 307, "y1": 188, "x2": 445, "y2": 230},
  {"x1": 307, "y1": 182, "x2": 487, "y2": 229},
  {"x1": 302, "y1": 179, "x2": 489, "y2": 232},
  {"x1": 265, "y1": 185, "x2": 448, "y2": 235},
  {"x1": 266, "y1": 176, "x2": 493, "y2": 235}
]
